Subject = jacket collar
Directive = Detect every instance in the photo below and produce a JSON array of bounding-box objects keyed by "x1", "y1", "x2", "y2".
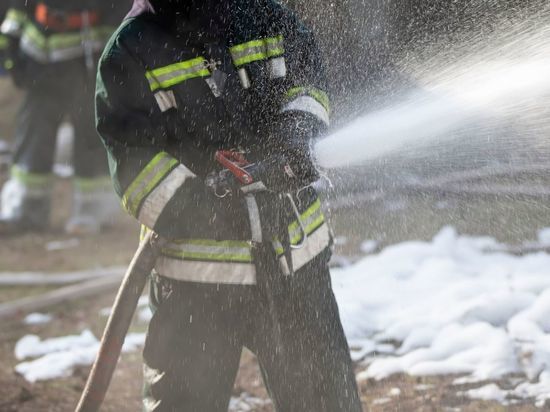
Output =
[{"x1": 127, "y1": 0, "x2": 154, "y2": 19}]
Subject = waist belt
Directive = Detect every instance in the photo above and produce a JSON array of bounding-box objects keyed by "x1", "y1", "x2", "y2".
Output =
[{"x1": 35, "y1": 3, "x2": 100, "y2": 31}]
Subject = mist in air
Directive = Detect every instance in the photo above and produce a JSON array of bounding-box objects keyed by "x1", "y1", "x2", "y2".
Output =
[{"x1": 314, "y1": 3, "x2": 550, "y2": 170}]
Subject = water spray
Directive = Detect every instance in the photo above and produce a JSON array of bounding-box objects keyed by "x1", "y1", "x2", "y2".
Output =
[{"x1": 314, "y1": 10, "x2": 550, "y2": 170}]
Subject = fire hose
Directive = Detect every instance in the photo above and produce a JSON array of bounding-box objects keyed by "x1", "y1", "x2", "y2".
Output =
[{"x1": 76, "y1": 231, "x2": 164, "y2": 412}]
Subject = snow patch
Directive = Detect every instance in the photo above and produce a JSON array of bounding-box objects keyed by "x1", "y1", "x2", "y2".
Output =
[
  {"x1": 461, "y1": 383, "x2": 509, "y2": 403},
  {"x1": 14, "y1": 330, "x2": 145, "y2": 382},
  {"x1": 23, "y1": 313, "x2": 53, "y2": 326},
  {"x1": 360, "y1": 240, "x2": 379, "y2": 254},
  {"x1": 333, "y1": 226, "x2": 550, "y2": 406},
  {"x1": 229, "y1": 393, "x2": 271, "y2": 411},
  {"x1": 388, "y1": 387, "x2": 401, "y2": 397},
  {"x1": 372, "y1": 397, "x2": 391, "y2": 405}
]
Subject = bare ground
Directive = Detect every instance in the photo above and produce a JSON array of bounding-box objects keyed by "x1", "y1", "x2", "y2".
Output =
[{"x1": 0, "y1": 208, "x2": 544, "y2": 412}]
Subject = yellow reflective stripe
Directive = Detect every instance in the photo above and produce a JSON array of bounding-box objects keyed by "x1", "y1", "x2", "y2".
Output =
[
  {"x1": 230, "y1": 38, "x2": 265, "y2": 53},
  {"x1": 286, "y1": 87, "x2": 330, "y2": 113},
  {"x1": 230, "y1": 35, "x2": 284, "y2": 67},
  {"x1": 5, "y1": 9, "x2": 27, "y2": 25},
  {"x1": 140, "y1": 225, "x2": 150, "y2": 241},
  {"x1": 290, "y1": 214, "x2": 325, "y2": 245},
  {"x1": 265, "y1": 35, "x2": 284, "y2": 58},
  {"x1": 273, "y1": 199, "x2": 326, "y2": 254},
  {"x1": 145, "y1": 57, "x2": 209, "y2": 91},
  {"x1": 161, "y1": 239, "x2": 254, "y2": 263},
  {"x1": 161, "y1": 249, "x2": 253, "y2": 263},
  {"x1": 23, "y1": 24, "x2": 112, "y2": 49},
  {"x1": 170, "y1": 238, "x2": 251, "y2": 248},
  {"x1": 125, "y1": 152, "x2": 178, "y2": 216},
  {"x1": 74, "y1": 177, "x2": 112, "y2": 193},
  {"x1": 11, "y1": 165, "x2": 52, "y2": 188},
  {"x1": 233, "y1": 52, "x2": 267, "y2": 67},
  {"x1": 147, "y1": 57, "x2": 207, "y2": 77},
  {"x1": 288, "y1": 199, "x2": 322, "y2": 233},
  {"x1": 122, "y1": 152, "x2": 178, "y2": 217},
  {"x1": 155, "y1": 258, "x2": 256, "y2": 284}
]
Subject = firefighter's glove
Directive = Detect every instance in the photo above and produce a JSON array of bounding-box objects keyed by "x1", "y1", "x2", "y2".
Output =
[
  {"x1": 243, "y1": 154, "x2": 312, "y2": 193},
  {"x1": 207, "y1": 154, "x2": 319, "y2": 197}
]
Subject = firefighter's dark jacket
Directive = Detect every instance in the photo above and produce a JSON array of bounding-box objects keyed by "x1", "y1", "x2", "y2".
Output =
[{"x1": 96, "y1": 1, "x2": 333, "y2": 284}]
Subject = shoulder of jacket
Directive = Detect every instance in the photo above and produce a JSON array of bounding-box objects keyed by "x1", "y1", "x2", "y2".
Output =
[
  {"x1": 100, "y1": 15, "x2": 162, "y2": 65},
  {"x1": 270, "y1": 4, "x2": 313, "y2": 38}
]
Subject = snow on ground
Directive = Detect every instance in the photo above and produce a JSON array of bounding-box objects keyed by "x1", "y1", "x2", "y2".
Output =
[
  {"x1": 15, "y1": 330, "x2": 145, "y2": 382},
  {"x1": 229, "y1": 393, "x2": 271, "y2": 411},
  {"x1": 23, "y1": 313, "x2": 53, "y2": 326},
  {"x1": 12, "y1": 226, "x2": 550, "y2": 407},
  {"x1": 460, "y1": 383, "x2": 509, "y2": 404},
  {"x1": 335, "y1": 226, "x2": 550, "y2": 407}
]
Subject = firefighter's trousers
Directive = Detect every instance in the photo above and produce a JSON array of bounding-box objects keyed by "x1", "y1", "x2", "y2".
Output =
[
  {"x1": 143, "y1": 249, "x2": 362, "y2": 412},
  {"x1": 12, "y1": 65, "x2": 107, "y2": 180}
]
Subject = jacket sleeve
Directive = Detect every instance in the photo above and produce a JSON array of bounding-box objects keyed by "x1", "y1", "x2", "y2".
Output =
[
  {"x1": 269, "y1": 12, "x2": 329, "y2": 179},
  {"x1": 0, "y1": 0, "x2": 33, "y2": 38},
  {"x1": 96, "y1": 30, "x2": 208, "y2": 239},
  {"x1": 280, "y1": 19, "x2": 329, "y2": 129}
]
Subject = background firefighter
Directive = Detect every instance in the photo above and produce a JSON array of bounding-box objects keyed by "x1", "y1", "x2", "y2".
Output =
[
  {"x1": 96, "y1": 0, "x2": 362, "y2": 410},
  {"x1": 0, "y1": 1, "x2": 128, "y2": 235}
]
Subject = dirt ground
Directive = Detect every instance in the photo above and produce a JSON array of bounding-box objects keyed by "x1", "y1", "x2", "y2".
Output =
[{"x1": 0, "y1": 187, "x2": 545, "y2": 412}]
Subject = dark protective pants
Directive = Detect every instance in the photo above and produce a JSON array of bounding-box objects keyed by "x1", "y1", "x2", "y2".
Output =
[
  {"x1": 143, "y1": 250, "x2": 362, "y2": 412},
  {"x1": 11, "y1": 62, "x2": 107, "y2": 179}
]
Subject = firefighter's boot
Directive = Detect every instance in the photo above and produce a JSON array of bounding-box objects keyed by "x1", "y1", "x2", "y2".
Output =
[
  {"x1": 0, "y1": 178, "x2": 51, "y2": 235},
  {"x1": 65, "y1": 178, "x2": 120, "y2": 235}
]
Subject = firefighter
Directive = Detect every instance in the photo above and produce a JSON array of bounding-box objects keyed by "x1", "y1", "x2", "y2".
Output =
[
  {"x1": 0, "y1": 1, "x2": 128, "y2": 235},
  {"x1": 96, "y1": 0, "x2": 362, "y2": 410}
]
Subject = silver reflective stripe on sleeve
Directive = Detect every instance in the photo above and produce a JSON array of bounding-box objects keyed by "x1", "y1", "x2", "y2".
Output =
[
  {"x1": 268, "y1": 57, "x2": 287, "y2": 79},
  {"x1": 122, "y1": 153, "x2": 179, "y2": 217},
  {"x1": 137, "y1": 165, "x2": 196, "y2": 228},
  {"x1": 145, "y1": 57, "x2": 210, "y2": 91},
  {"x1": 282, "y1": 95, "x2": 330, "y2": 126},
  {"x1": 155, "y1": 259, "x2": 257, "y2": 285},
  {"x1": 154, "y1": 90, "x2": 178, "y2": 112},
  {"x1": 204, "y1": 77, "x2": 222, "y2": 98},
  {"x1": 238, "y1": 68, "x2": 251, "y2": 89},
  {"x1": 278, "y1": 222, "x2": 331, "y2": 275},
  {"x1": 245, "y1": 194, "x2": 263, "y2": 243}
]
